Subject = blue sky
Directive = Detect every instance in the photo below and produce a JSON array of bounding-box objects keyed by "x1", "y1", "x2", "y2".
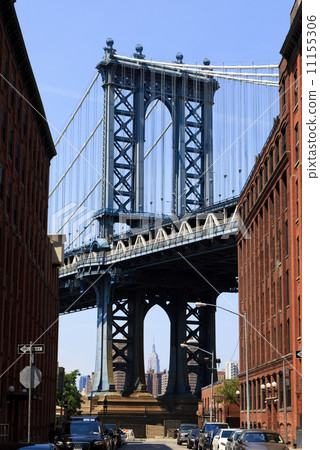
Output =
[{"x1": 15, "y1": 0, "x2": 294, "y2": 378}]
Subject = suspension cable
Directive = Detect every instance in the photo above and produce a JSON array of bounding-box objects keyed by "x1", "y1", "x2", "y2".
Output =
[{"x1": 54, "y1": 73, "x2": 99, "y2": 147}]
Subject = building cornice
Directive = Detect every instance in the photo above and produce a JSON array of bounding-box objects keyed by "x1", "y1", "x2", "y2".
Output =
[{"x1": 0, "y1": 0, "x2": 56, "y2": 160}]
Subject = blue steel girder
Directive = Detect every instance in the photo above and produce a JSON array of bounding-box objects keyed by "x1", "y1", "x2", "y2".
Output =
[
  {"x1": 113, "y1": 86, "x2": 136, "y2": 211},
  {"x1": 97, "y1": 45, "x2": 218, "y2": 235}
]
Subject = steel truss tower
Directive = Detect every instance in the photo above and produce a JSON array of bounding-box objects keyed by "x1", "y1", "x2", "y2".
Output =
[{"x1": 91, "y1": 40, "x2": 221, "y2": 397}]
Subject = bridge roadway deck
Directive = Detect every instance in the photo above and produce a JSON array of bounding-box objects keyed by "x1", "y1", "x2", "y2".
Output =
[{"x1": 59, "y1": 213, "x2": 239, "y2": 315}]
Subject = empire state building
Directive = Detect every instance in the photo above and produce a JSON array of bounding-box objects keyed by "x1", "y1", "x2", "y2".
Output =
[{"x1": 147, "y1": 343, "x2": 160, "y2": 373}]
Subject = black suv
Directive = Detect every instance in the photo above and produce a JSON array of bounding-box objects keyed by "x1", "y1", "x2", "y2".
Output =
[
  {"x1": 198, "y1": 422, "x2": 229, "y2": 450},
  {"x1": 55, "y1": 418, "x2": 110, "y2": 449},
  {"x1": 177, "y1": 424, "x2": 198, "y2": 445}
]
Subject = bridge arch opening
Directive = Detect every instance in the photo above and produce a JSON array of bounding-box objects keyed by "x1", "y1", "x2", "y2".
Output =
[
  {"x1": 143, "y1": 304, "x2": 170, "y2": 397},
  {"x1": 144, "y1": 99, "x2": 173, "y2": 216}
]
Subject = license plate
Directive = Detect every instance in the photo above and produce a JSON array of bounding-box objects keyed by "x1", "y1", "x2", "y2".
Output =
[{"x1": 74, "y1": 445, "x2": 83, "y2": 449}]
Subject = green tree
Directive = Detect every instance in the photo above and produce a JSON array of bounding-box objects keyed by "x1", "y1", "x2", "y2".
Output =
[
  {"x1": 57, "y1": 369, "x2": 84, "y2": 416},
  {"x1": 215, "y1": 378, "x2": 240, "y2": 407}
]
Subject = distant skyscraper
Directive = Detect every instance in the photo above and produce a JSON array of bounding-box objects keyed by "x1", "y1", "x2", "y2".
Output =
[
  {"x1": 225, "y1": 361, "x2": 239, "y2": 379},
  {"x1": 161, "y1": 370, "x2": 169, "y2": 395},
  {"x1": 147, "y1": 342, "x2": 160, "y2": 374},
  {"x1": 79, "y1": 375, "x2": 89, "y2": 392}
]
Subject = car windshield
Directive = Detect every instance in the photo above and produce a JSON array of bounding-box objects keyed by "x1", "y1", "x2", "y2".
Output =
[
  {"x1": 221, "y1": 430, "x2": 233, "y2": 438},
  {"x1": 244, "y1": 432, "x2": 284, "y2": 443},
  {"x1": 181, "y1": 425, "x2": 196, "y2": 431},
  {"x1": 64, "y1": 422, "x2": 100, "y2": 435},
  {"x1": 231, "y1": 431, "x2": 242, "y2": 441},
  {"x1": 190, "y1": 429, "x2": 200, "y2": 436}
]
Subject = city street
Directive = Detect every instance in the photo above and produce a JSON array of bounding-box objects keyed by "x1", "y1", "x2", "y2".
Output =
[{"x1": 126, "y1": 439, "x2": 182, "y2": 450}]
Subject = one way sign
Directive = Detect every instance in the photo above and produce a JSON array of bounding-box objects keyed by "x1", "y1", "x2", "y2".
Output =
[{"x1": 18, "y1": 344, "x2": 45, "y2": 354}]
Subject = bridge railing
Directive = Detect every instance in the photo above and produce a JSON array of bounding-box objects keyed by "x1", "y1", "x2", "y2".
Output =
[{"x1": 60, "y1": 217, "x2": 238, "y2": 276}]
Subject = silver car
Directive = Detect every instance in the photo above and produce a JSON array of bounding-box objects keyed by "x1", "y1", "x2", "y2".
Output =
[{"x1": 225, "y1": 429, "x2": 243, "y2": 450}]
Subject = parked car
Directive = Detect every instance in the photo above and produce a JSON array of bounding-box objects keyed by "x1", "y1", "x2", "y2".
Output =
[
  {"x1": 117, "y1": 428, "x2": 126, "y2": 446},
  {"x1": 233, "y1": 430, "x2": 289, "y2": 450},
  {"x1": 212, "y1": 429, "x2": 238, "y2": 450},
  {"x1": 225, "y1": 429, "x2": 243, "y2": 450},
  {"x1": 198, "y1": 422, "x2": 229, "y2": 450},
  {"x1": 54, "y1": 419, "x2": 110, "y2": 449},
  {"x1": 104, "y1": 425, "x2": 118, "y2": 450},
  {"x1": 177, "y1": 424, "x2": 198, "y2": 445},
  {"x1": 187, "y1": 427, "x2": 200, "y2": 449},
  {"x1": 17, "y1": 446, "x2": 57, "y2": 449}
]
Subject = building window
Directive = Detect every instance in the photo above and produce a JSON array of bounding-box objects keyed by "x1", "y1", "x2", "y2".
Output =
[
  {"x1": 280, "y1": 323, "x2": 283, "y2": 354},
  {"x1": 0, "y1": 163, "x2": 3, "y2": 200},
  {"x1": 241, "y1": 383, "x2": 245, "y2": 410},
  {"x1": 283, "y1": 172, "x2": 287, "y2": 209},
  {"x1": 1, "y1": 106, "x2": 6, "y2": 143},
  {"x1": 286, "y1": 371, "x2": 291, "y2": 408},
  {"x1": 286, "y1": 270, "x2": 290, "y2": 306},
  {"x1": 295, "y1": 122, "x2": 299, "y2": 162},
  {"x1": 278, "y1": 230, "x2": 281, "y2": 263},
  {"x1": 296, "y1": 181, "x2": 299, "y2": 219},
  {"x1": 264, "y1": 160, "x2": 268, "y2": 184},
  {"x1": 298, "y1": 296, "x2": 301, "y2": 337},
  {"x1": 279, "y1": 276, "x2": 282, "y2": 310},
  {"x1": 273, "y1": 282, "x2": 276, "y2": 315},
  {"x1": 257, "y1": 379, "x2": 261, "y2": 410},
  {"x1": 253, "y1": 380, "x2": 256, "y2": 410},
  {"x1": 275, "y1": 138, "x2": 279, "y2": 164},
  {"x1": 10, "y1": 74, "x2": 15, "y2": 107},
  {"x1": 270, "y1": 149, "x2": 273, "y2": 173},
  {"x1": 8, "y1": 124, "x2": 13, "y2": 160},
  {"x1": 287, "y1": 319, "x2": 290, "y2": 353},
  {"x1": 13, "y1": 192, "x2": 17, "y2": 225},
  {"x1": 285, "y1": 221, "x2": 288, "y2": 257},
  {"x1": 272, "y1": 236, "x2": 275, "y2": 269},
  {"x1": 15, "y1": 140, "x2": 19, "y2": 172},
  {"x1": 282, "y1": 78, "x2": 286, "y2": 109},
  {"x1": 6, "y1": 178, "x2": 11, "y2": 214},
  {"x1": 279, "y1": 372, "x2": 284, "y2": 408},
  {"x1": 23, "y1": 109, "x2": 27, "y2": 135},
  {"x1": 281, "y1": 125, "x2": 287, "y2": 155},
  {"x1": 261, "y1": 377, "x2": 266, "y2": 408},
  {"x1": 3, "y1": 54, "x2": 8, "y2": 89},
  {"x1": 17, "y1": 94, "x2": 21, "y2": 122},
  {"x1": 294, "y1": 70, "x2": 298, "y2": 106},
  {"x1": 20, "y1": 205, "x2": 24, "y2": 235},
  {"x1": 297, "y1": 237, "x2": 300, "y2": 277}
]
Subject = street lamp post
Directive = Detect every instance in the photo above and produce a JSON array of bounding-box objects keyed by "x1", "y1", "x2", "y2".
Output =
[
  {"x1": 195, "y1": 301, "x2": 250, "y2": 429},
  {"x1": 180, "y1": 340, "x2": 216, "y2": 422}
]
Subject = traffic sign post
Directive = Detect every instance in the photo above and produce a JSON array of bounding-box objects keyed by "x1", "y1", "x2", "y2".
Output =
[{"x1": 18, "y1": 342, "x2": 45, "y2": 442}]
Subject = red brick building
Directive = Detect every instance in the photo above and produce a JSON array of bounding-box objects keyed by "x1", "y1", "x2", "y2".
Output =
[
  {"x1": 197, "y1": 381, "x2": 240, "y2": 428},
  {"x1": 237, "y1": 0, "x2": 302, "y2": 445},
  {"x1": 0, "y1": 0, "x2": 60, "y2": 443}
]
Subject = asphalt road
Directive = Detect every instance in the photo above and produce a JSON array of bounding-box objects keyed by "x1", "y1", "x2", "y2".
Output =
[{"x1": 126, "y1": 438, "x2": 182, "y2": 450}]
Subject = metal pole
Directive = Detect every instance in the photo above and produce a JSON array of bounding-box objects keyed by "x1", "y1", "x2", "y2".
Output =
[
  {"x1": 283, "y1": 358, "x2": 287, "y2": 442},
  {"x1": 210, "y1": 351, "x2": 214, "y2": 422},
  {"x1": 244, "y1": 312, "x2": 250, "y2": 429},
  {"x1": 27, "y1": 341, "x2": 33, "y2": 443}
]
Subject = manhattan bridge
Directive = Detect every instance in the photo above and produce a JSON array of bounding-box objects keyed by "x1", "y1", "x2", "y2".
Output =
[{"x1": 50, "y1": 39, "x2": 279, "y2": 411}]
